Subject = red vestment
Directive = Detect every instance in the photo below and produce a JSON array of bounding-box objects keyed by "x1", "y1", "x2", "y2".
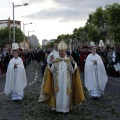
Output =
[{"x1": 80, "y1": 50, "x2": 89, "y2": 72}]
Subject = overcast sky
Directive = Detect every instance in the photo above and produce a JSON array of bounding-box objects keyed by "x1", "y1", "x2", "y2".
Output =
[{"x1": 0, "y1": 0, "x2": 120, "y2": 44}]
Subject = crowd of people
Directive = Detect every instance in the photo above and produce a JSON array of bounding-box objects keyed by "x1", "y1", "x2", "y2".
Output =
[
  {"x1": 0, "y1": 48, "x2": 46, "y2": 74},
  {"x1": 3, "y1": 39, "x2": 120, "y2": 114},
  {"x1": 40, "y1": 42, "x2": 120, "y2": 79},
  {"x1": 1, "y1": 41, "x2": 120, "y2": 79},
  {"x1": 39, "y1": 40, "x2": 120, "y2": 112},
  {"x1": 72, "y1": 44, "x2": 120, "y2": 79}
]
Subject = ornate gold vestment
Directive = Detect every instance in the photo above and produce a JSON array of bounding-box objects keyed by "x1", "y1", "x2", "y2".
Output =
[{"x1": 39, "y1": 58, "x2": 85, "y2": 110}]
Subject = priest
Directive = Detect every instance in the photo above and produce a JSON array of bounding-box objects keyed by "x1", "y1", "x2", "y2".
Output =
[
  {"x1": 85, "y1": 46, "x2": 108, "y2": 100},
  {"x1": 39, "y1": 40, "x2": 84, "y2": 113},
  {"x1": 4, "y1": 49, "x2": 27, "y2": 101},
  {"x1": 47, "y1": 40, "x2": 59, "y2": 64}
]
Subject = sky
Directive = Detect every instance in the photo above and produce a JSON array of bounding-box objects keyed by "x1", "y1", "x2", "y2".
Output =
[{"x1": 0, "y1": 0, "x2": 120, "y2": 44}]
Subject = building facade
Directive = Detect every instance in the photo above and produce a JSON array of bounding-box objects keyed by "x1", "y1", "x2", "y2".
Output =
[
  {"x1": 28, "y1": 35, "x2": 40, "y2": 48},
  {"x1": 42, "y1": 39, "x2": 49, "y2": 46},
  {"x1": 19, "y1": 41, "x2": 29, "y2": 49},
  {"x1": 0, "y1": 18, "x2": 21, "y2": 29},
  {"x1": 48, "y1": 39, "x2": 55, "y2": 43}
]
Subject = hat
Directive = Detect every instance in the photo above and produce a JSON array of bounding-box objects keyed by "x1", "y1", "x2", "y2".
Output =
[
  {"x1": 90, "y1": 41, "x2": 95, "y2": 47},
  {"x1": 99, "y1": 40, "x2": 104, "y2": 47},
  {"x1": 12, "y1": 43, "x2": 19, "y2": 50},
  {"x1": 58, "y1": 40, "x2": 68, "y2": 50}
]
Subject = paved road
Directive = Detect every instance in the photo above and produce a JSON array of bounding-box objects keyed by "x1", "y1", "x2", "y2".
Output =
[
  {"x1": 80, "y1": 72, "x2": 120, "y2": 94},
  {"x1": 1, "y1": 67, "x2": 119, "y2": 95},
  {"x1": 0, "y1": 66, "x2": 120, "y2": 120},
  {"x1": 0, "y1": 62, "x2": 38, "y2": 120},
  {"x1": 106, "y1": 77, "x2": 120, "y2": 94}
]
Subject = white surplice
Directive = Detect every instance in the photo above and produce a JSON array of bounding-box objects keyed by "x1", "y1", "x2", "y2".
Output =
[
  {"x1": 85, "y1": 53, "x2": 108, "y2": 97},
  {"x1": 47, "y1": 49, "x2": 59, "y2": 63},
  {"x1": 49, "y1": 56, "x2": 77, "y2": 113},
  {"x1": 4, "y1": 57, "x2": 27, "y2": 100}
]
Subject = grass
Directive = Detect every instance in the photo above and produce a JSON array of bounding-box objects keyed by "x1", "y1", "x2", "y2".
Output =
[{"x1": 21, "y1": 78, "x2": 120, "y2": 120}]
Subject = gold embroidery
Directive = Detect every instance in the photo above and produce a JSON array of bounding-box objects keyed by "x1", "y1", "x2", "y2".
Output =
[
  {"x1": 54, "y1": 71, "x2": 59, "y2": 92},
  {"x1": 53, "y1": 58, "x2": 71, "y2": 63},
  {"x1": 67, "y1": 72, "x2": 72, "y2": 94}
]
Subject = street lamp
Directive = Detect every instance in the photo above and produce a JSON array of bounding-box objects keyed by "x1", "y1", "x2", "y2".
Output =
[
  {"x1": 28, "y1": 30, "x2": 34, "y2": 38},
  {"x1": 23, "y1": 22, "x2": 32, "y2": 49},
  {"x1": 12, "y1": 2, "x2": 28, "y2": 43}
]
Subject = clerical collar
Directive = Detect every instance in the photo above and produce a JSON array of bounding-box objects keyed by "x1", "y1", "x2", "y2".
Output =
[{"x1": 14, "y1": 57, "x2": 18, "y2": 59}]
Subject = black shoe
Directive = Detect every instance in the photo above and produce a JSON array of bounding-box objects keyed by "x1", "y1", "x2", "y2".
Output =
[
  {"x1": 92, "y1": 97, "x2": 100, "y2": 100},
  {"x1": 13, "y1": 100, "x2": 22, "y2": 102}
]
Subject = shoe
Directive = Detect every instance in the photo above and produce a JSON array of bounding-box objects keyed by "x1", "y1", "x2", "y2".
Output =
[{"x1": 92, "y1": 97, "x2": 100, "y2": 100}]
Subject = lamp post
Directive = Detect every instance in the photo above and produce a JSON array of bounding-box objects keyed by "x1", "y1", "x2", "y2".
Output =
[
  {"x1": 23, "y1": 22, "x2": 32, "y2": 49},
  {"x1": 28, "y1": 30, "x2": 34, "y2": 38},
  {"x1": 12, "y1": 2, "x2": 28, "y2": 43}
]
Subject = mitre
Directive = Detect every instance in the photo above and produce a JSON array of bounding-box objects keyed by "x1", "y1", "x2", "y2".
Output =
[
  {"x1": 99, "y1": 40, "x2": 104, "y2": 47},
  {"x1": 90, "y1": 41, "x2": 95, "y2": 47},
  {"x1": 58, "y1": 40, "x2": 68, "y2": 50}
]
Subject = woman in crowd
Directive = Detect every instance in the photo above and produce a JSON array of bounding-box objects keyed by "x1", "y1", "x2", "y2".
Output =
[{"x1": 110, "y1": 45, "x2": 120, "y2": 78}]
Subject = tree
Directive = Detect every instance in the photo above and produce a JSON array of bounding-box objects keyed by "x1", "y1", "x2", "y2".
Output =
[
  {"x1": 105, "y1": 3, "x2": 120, "y2": 43},
  {"x1": 85, "y1": 3, "x2": 120, "y2": 43},
  {"x1": 0, "y1": 27, "x2": 9, "y2": 47},
  {"x1": 57, "y1": 34, "x2": 71, "y2": 44},
  {"x1": 90, "y1": 7, "x2": 105, "y2": 28},
  {"x1": 0, "y1": 27, "x2": 24, "y2": 48},
  {"x1": 44, "y1": 42, "x2": 54, "y2": 49},
  {"x1": 85, "y1": 7, "x2": 106, "y2": 43},
  {"x1": 51, "y1": 2, "x2": 120, "y2": 47}
]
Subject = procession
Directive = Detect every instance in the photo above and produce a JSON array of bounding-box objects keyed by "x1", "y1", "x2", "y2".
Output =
[
  {"x1": 0, "y1": 39, "x2": 120, "y2": 119},
  {"x1": 0, "y1": 0, "x2": 120, "y2": 120}
]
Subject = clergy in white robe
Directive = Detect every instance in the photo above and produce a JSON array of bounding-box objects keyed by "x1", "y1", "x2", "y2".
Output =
[
  {"x1": 39, "y1": 40, "x2": 84, "y2": 113},
  {"x1": 85, "y1": 46, "x2": 108, "y2": 99},
  {"x1": 47, "y1": 41, "x2": 59, "y2": 63},
  {"x1": 4, "y1": 50, "x2": 27, "y2": 101}
]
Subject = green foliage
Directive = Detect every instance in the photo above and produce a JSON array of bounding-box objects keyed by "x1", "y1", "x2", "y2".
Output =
[
  {"x1": 0, "y1": 27, "x2": 24, "y2": 47},
  {"x1": 57, "y1": 34, "x2": 71, "y2": 43},
  {"x1": 21, "y1": 69, "x2": 120, "y2": 120},
  {"x1": 84, "y1": 3, "x2": 120, "y2": 43},
  {"x1": 90, "y1": 7, "x2": 105, "y2": 27},
  {"x1": 13, "y1": 27, "x2": 24, "y2": 43},
  {"x1": 105, "y1": 3, "x2": 120, "y2": 43},
  {"x1": 0, "y1": 27, "x2": 9, "y2": 47},
  {"x1": 44, "y1": 42, "x2": 54, "y2": 49},
  {"x1": 85, "y1": 25, "x2": 102, "y2": 42},
  {"x1": 53, "y1": 2, "x2": 120, "y2": 46},
  {"x1": 73, "y1": 27, "x2": 85, "y2": 40}
]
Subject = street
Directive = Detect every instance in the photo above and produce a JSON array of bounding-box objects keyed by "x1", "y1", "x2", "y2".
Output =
[{"x1": 0, "y1": 63, "x2": 120, "y2": 120}]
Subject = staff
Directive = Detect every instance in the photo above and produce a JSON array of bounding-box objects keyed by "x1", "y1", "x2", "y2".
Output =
[{"x1": 69, "y1": 39, "x2": 72, "y2": 57}]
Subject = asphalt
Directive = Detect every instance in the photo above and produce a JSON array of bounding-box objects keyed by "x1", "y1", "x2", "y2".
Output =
[
  {"x1": 0, "y1": 65, "x2": 120, "y2": 120},
  {"x1": 0, "y1": 62, "x2": 38, "y2": 120}
]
